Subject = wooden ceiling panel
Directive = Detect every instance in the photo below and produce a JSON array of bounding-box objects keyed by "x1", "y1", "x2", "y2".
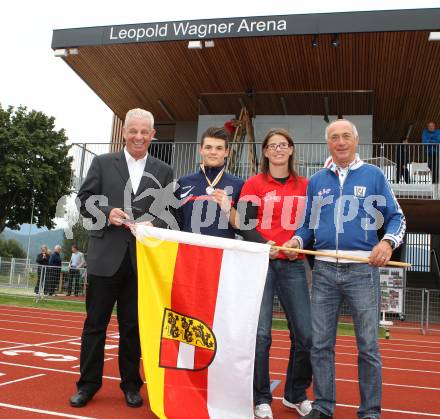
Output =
[{"x1": 64, "y1": 30, "x2": 440, "y2": 142}]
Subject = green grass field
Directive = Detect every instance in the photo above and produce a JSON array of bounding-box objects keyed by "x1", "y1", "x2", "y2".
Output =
[
  {"x1": 0, "y1": 294, "x2": 386, "y2": 338},
  {"x1": 0, "y1": 294, "x2": 86, "y2": 312}
]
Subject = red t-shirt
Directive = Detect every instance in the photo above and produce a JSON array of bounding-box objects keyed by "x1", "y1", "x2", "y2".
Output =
[{"x1": 239, "y1": 173, "x2": 308, "y2": 259}]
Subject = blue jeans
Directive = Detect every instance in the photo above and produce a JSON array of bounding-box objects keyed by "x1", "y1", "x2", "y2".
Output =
[
  {"x1": 311, "y1": 260, "x2": 382, "y2": 419},
  {"x1": 254, "y1": 259, "x2": 312, "y2": 405}
]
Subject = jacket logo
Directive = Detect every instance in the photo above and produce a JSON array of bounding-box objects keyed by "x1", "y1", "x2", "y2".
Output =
[
  {"x1": 354, "y1": 186, "x2": 366, "y2": 198},
  {"x1": 318, "y1": 188, "x2": 331, "y2": 196},
  {"x1": 180, "y1": 186, "x2": 195, "y2": 198},
  {"x1": 159, "y1": 308, "x2": 216, "y2": 371}
]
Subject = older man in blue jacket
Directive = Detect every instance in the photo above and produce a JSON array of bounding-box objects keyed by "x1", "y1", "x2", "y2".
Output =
[{"x1": 284, "y1": 119, "x2": 406, "y2": 419}]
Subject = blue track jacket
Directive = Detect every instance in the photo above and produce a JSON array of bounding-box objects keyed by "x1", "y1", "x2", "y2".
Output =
[
  {"x1": 175, "y1": 166, "x2": 244, "y2": 238},
  {"x1": 295, "y1": 157, "x2": 406, "y2": 252}
]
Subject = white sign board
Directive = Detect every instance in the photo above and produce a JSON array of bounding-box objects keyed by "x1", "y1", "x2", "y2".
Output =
[{"x1": 380, "y1": 267, "x2": 405, "y2": 314}]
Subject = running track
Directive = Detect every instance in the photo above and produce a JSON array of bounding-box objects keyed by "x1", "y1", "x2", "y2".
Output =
[{"x1": 0, "y1": 305, "x2": 439, "y2": 418}]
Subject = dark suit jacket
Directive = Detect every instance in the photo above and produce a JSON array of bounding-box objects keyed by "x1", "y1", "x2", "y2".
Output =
[
  {"x1": 48, "y1": 252, "x2": 61, "y2": 267},
  {"x1": 77, "y1": 150, "x2": 174, "y2": 277}
]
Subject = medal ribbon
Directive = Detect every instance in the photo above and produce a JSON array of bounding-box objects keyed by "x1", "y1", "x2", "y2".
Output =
[{"x1": 200, "y1": 164, "x2": 225, "y2": 191}]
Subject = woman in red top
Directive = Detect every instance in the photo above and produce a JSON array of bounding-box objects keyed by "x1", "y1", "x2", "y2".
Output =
[{"x1": 239, "y1": 128, "x2": 312, "y2": 419}]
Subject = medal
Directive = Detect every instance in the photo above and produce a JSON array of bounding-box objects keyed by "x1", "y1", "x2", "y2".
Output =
[{"x1": 201, "y1": 164, "x2": 225, "y2": 196}]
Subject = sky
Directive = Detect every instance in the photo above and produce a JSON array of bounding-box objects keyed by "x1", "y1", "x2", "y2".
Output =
[{"x1": 1, "y1": 1, "x2": 439, "y2": 145}]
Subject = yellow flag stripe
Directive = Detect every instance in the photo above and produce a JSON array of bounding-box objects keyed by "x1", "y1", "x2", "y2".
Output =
[{"x1": 137, "y1": 238, "x2": 179, "y2": 419}]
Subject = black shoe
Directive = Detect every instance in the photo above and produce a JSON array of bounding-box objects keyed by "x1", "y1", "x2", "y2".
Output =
[
  {"x1": 69, "y1": 390, "x2": 93, "y2": 407},
  {"x1": 124, "y1": 390, "x2": 143, "y2": 408},
  {"x1": 304, "y1": 409, "x2": 333, "y2": 419}
]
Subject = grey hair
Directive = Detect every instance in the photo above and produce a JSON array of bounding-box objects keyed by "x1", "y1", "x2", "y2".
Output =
[
  {"x1": 325, "y1": 119, "x2": 359, "y2": 140},
  {"x1": 124, "y1": 108, "x2": 154, "y2": 129},
  {"x1": 54, "y1": 244, "x2": 62, "y2": 252}
]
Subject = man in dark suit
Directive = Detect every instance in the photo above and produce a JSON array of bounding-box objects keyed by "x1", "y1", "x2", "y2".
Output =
[
  {"x1": 47, "y1": 244, "x2": 62, "y2": 295},
  {"x1": 70, "y1": 108, "x2": 174, "y2": 408}
]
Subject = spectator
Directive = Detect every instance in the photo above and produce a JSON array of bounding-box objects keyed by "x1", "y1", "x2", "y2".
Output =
[
  {"x1": 34, "y1": 244, "x2": 50, "y2": 294},
  {"x1": 395, "y1": 138, "x2": 410, "y2": 183},
  {"x1": 47, "y1": 245, "x2": 62, "y2": 296},
  {"x1": 422, "y1": 121, "x2": 440, "y2": 184},
  {"x1": 67, "y1": 245, "x2": 86, "y2": 296}
]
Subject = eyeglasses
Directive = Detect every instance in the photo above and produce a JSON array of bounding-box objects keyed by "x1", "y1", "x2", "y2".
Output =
[{"x1": 266, "y1": 142, "x2": 291, "y2": 150}]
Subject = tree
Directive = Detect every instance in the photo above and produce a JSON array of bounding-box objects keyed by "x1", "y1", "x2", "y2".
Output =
[
  {"x1": 62, "y1": 218, "x2": 89, "y2": 262},
  {"x1": 0, "y1": 237, "x2": 26, "y2": 258},
  {"x1": 0, "y1": 104, "x2": 72, "y2": 234}
]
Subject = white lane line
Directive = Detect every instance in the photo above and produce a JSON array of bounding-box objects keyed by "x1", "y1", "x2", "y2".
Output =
[
  {"x1": 270, "y1": 355, "x2": 440, "y2": 374},
  {"x1": 273, "y1": 397, "x2": 440, "y2": 417},
  {"x1": 0, "y1": 337, "x2": 119, "y2": 352},
  {"x1": 0, "y1": 319, "x2": 84, "y2": 330},
  {"x1": 0, "y1": 402, "x2": 97, "y2": 418},
  {"x1": 0, "y1": 316, "x2": 118, "y2": 334},
  {"x1": 271, "y1": 345, "x2": 440, "y2": 362},
  {"x1": 380, "y1": 343, "x2": 440, "y2": 350},
  {"x1": 337, "y1": 362, "x2": 440, "y2": 375},
  {"x1": 273, "y1": 335, "x2": 440, "y2": 349},
  {"x1": 0, "y1": 328, "x2": 76, "y2": 338},
  {"x1": 334, "y1": 351, "x2": 440, "y2": 364},
  {"x1": 0, "y1": 336, "x2": 82, "y2": 351},
  {"x1": 0, "y1": 361, "x2": 119, "y2": 380},
  {"x1": 336, "y1": 402, "x2": 440, "y2": 417},
  {"x1": 0, "y1": 307, "x2": 87, "y2": 317},
  {"x1": 0, "y1": 373, "x2": 45, "y2": 387},
  {"x1": 27, "y1": 345, "x2": 81, "y2": 353},
  {"x1": 71, "y1": 357, "x2": 114, "y2": 369},
  {"x1": 333, "y1": 343, "x2": 440, "y2": 355},
  {"x1": 272, "y1": 331, "x2": 440, "y2": 347},
  {"x1": 270, "y1": 371, "x2": 440, "y2": 391},
  {"x1": 0, "y1": 340, "x2": 27, "y2": 345},
  {"x1": 352, "y1": 336, "x2": 440, "y2": 346},
  {"x1": 0, "y1": 313, "x2": 85, "y2": 324},
  {"x1": 0, "y1": 307, "x2": 117, "y2": 323}
]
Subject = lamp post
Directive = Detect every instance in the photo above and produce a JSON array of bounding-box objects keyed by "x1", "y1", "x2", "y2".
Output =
[{"x1": 26, "y1": 199, "x2": 35, "y2": 267}]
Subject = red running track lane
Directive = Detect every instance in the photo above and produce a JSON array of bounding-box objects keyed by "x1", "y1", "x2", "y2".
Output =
[{"x1": 0, "y1": 306, "x2": 440, "y2": 418}]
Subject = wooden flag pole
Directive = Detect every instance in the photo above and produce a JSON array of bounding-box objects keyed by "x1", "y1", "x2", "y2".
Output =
[{"x1": 271, "y1": 246, "x2": 411, "y2": 268}]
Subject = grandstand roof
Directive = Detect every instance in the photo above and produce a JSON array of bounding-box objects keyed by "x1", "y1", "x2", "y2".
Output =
[{"x1": 52, "y1": 8, "x2": 440, "y2": 142}]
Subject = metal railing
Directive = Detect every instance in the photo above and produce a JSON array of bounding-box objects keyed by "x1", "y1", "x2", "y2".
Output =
[
  {"x1": 70, "y1": 142, "x2": 440, "y2": 199},
  {"x1": 0, "y1": 260, "x2": 86, "y2": 298},
  {"x1": 1, "y1": 258, "x2": 439, "y2": 334},
  {"x1": 273, "y1": 286, "x2": 440, "y2": 335}
]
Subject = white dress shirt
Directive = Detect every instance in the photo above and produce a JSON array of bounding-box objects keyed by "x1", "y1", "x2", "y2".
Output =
[{"x1": 124, "y1": 148, "x2": 148, "y2": 194}]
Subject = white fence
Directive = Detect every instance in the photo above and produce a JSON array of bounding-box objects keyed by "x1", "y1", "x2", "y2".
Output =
[{"x1": 0, "y1": 258, "x2": 86, "y2": 298}]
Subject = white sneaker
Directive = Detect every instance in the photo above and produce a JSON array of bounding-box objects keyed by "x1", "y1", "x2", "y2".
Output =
[
  {"x1": 282, "y1": 398, "x2": 313, "y2": 417},
  {"x1": 255, "y1": 403, "x2": 273, "y2": 419}
]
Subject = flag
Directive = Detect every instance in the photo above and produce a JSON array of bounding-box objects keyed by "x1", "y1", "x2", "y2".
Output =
[{"x1": 136, "y1": 226, "x2": 269, "y2": 419}]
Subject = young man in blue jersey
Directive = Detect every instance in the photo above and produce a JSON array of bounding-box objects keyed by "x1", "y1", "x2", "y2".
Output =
[
  {"x1": 283, "y1": 119, "x2": 406, "y2": 419},
  {"x1": 175, "y1": 126, "x2": 244, "y2": 238}
]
